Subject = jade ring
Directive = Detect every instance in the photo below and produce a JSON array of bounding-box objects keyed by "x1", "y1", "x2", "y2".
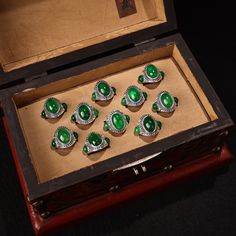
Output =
[
  {"x1": 51, "y1": 126, "x2": 78, "y2": 149},
  {"x1": 152, "y1": 91, "x2": 179, "y2": 113},
  {"x1": 71, "y1": 103, "x2": 99, "y2": 125},
  {"x1": 134, "y1": 114, "x2": 162, "y2": 137},
  {"x1": 41, "y1": 97, "x2": 67, "y2": 119},
  {"x1": 91, "y1": 80, "x2": 116, "y2": 102},
  {"x1": 104, "y1": 110, "x2": 130, "y2": 134},
  {"x1": 83, "y1": 132, "x2": 110, "y2": 155},
  {"x1": 138, "y1": 64, "x2": 165, "y2": 84},
  {"x1": 121, "y1": 85, "x2": 147, "y2": 107}
]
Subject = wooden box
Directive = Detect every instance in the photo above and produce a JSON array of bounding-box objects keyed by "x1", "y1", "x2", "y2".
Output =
[{"x1": 0, "y1": 0, "x2": 234, "y2": 234}]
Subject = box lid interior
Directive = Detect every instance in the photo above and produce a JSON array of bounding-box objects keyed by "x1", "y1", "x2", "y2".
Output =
[{"x1": 0, "y1": 0, "x2": 176, "y2": 79}]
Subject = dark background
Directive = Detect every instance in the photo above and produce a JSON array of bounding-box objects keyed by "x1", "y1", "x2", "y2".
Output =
[{"x1": 0, "y1": 1, "x2": 236, "y2": 235}]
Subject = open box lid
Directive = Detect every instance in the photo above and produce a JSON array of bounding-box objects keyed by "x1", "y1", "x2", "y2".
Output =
[{"x1": 0, "y1": 0, "x2": 176, "y2": 86}]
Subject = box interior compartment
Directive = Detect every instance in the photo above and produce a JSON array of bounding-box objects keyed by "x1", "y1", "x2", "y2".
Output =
[
  {"x1": 12, "y1": 44, "x2": 218, "y2": 184},
  {"x1": 0, "y1": 0, "x2": 166, "y2": 72}
]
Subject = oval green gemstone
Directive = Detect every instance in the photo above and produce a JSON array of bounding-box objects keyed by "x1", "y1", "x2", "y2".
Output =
[
  {"x1": 128, "y1": 87, "x2": 141, "y2": 102},
  {"x1": 57, "y1": 128, "x2": 71, "y2": 144},
  {"x1": 46, "y1": 98, "x2": 60, "y2": 114},
  {"x1": 88, "y1": 133, "x2": 102, "y2": 146},
  {"x1": 112, "y1": 113, "x2": 125, "y2": 130},
  {"x1": 143, "y1": 116, "x2": 156, "y2": 133},
  {"x1": 146, "y1": 64, "x2": 159, "y2": 79},
  {"x1": 161, "y1": 92, "x2": 173, "y2": 108},
  {"x1": 98, "y1": 81, "x2": 111, "y2": 96},
  {"x1": 78, "y1": 104, "x2": 91, "y2": 120}
]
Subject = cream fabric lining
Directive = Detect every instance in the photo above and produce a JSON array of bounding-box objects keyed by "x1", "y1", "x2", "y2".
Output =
[{"x1": 18, "y1": 57, "x2": 211, "y2": 183}]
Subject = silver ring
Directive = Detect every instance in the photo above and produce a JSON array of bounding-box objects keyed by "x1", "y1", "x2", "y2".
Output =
[
  {"x1": 51, "y1": 126, "x2": 78, "y2": 149},
  {"x1": 152, "y1": 91, "x2": 178, "y2": 113},
  {"x1": 83, "y1": 132, "x2": 110, "y2": 155},
  {"x1": 71, "y1": 103, "x2": 99, "y2": 125},
  {"x1": 41, "y1": 97, "x2": 67, "y2": 119},
  {"x1": 92, "y1": 80, "x2": 116, "y2": 102},
  {"x1": 104, "y1": 110, "x2": 130, "y2": 134},
  {"x1": 134, "y1": 114, "x2": 162, "y2": 137},
  {"x1": 121, "y1": 85, "x2": 147, "y2": 107},
  {"x1": 138, "y1": 64, "x2": 164, "y2": 84}
]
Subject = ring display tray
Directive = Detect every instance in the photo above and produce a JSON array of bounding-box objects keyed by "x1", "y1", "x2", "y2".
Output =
[{"x1": 15, "y1": 45, "x2": 216, "y2": 184}]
